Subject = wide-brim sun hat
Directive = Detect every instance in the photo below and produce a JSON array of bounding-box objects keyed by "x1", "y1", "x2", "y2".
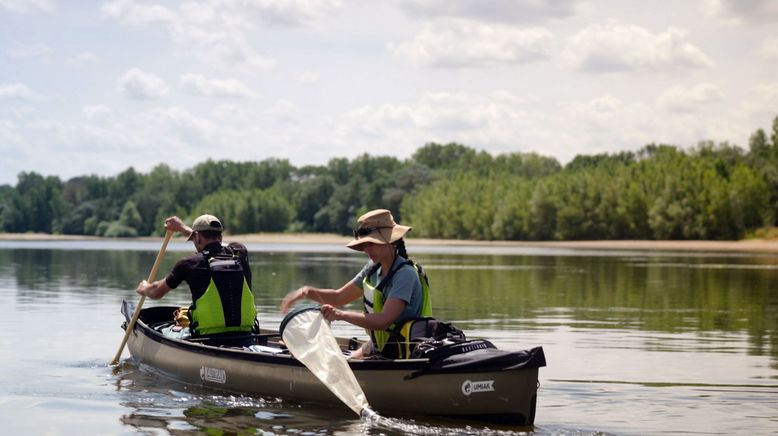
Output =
[
  {"x1": 346, "y1": 209, "x2": 411, "y2": 251},
  {"x1": 187, "y1": 214, "x2": 223, "y2": 241}
]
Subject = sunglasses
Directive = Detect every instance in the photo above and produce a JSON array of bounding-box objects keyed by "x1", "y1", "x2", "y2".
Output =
[{"x1": 353, "y1": 226, "x2": 390, "y2": 239}]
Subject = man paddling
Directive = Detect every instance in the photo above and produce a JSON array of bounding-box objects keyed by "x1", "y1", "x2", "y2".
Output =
[{"x1": 136, "y1": 215, "x2": 257, "y2": 343}]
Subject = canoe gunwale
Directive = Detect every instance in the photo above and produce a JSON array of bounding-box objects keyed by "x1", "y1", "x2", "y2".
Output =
[{"x1": 123, "y1": 302, "x2": 432, "y2": 371}]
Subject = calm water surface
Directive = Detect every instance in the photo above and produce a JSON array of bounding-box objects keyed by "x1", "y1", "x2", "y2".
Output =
[{"x1": 0, "y1": 239, "x2": 776, "y2": 435}]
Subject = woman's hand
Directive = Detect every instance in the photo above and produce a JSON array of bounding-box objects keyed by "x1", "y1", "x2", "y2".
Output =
[
  {"x1": 280, "y1": 286, "x2": 308, "y2": 313},
  {"x1": 320, "y1": 304, "x2": 343, "y2": 322}
]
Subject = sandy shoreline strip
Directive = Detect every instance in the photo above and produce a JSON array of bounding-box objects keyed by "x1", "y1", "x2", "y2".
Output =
[{"x1": 2, "y1": 232, "x2": 778, "y2": 253}]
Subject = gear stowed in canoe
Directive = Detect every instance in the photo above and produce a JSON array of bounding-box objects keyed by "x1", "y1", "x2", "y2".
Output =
[{"x1": 119, "y1": 300, "x2": 546, "y2": 425}]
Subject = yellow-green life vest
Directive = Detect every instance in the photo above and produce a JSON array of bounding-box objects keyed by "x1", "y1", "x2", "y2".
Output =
[
  {"x1": 190, "y1": 254, "x2": 257, "y2": 336},
  {"x1": 363, "y1": 260, "x2": 432, "y2": 353}
]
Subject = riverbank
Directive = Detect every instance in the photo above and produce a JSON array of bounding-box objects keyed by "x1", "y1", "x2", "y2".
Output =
[{"x1": 3, "y1": 232, "x2": 778, "y2": 253}]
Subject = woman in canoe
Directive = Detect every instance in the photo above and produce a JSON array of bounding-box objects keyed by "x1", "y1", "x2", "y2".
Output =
[{"x1": 280, "y1": 208, "x2": 431, "y2": 359}]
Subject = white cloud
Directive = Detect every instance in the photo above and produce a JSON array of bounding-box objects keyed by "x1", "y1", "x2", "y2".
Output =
[
  {"x1": 101, "y1": 0, "x2": 270, "y2": 71},
  {"x1": 101, "y1": 0, "x2": 342, "y2": 71},
  {"x1": 100, "y1": 0, "x2": 173, "y2": 25},
  {"x1": 0, "y1": 83, "x2": 34, "y2": 100},
  {"x1": 102, "y1": 0, "x2": 342, "y2": 27},
  {"x1": 232, "y1": 0, "x2": 344, "y2": 27},
  {"x1": 30, "y1": 106, "x2": 223, "y2": 168},
  {"x1": 561, "y1": 97, "x2": 659, "y2": 152},
  {"x1": 0, "y1": 0, "x2": 54, "y2": 13},
  {"x1": 67, "y1": 51, "x2": 102, "y2": 66},
  {"x1": 212, "y1": 104, "x2": 248, "y2": 122},
  {"x1": 759, "y1": 36, "x2": 778, "y2": 61},
  {"x1": 0, "y1": 119, "x2": 21, "y2": 147},
  {"x1": 8, "y1": 42, "x2": 51, "y2": 60},
  {"x1": 118, "y1": 68, "x2": 169, "y2": 100},
  {"x1": 335, "y1": 91, "x2": 537, "y2": 156},
  {"x1": 333, "y1": 89, "x2": 753, "y2": 165},
  {"x1": 658, "y1": 83, "x2": 725, "y2": 113},
  {"x1": 300, "y1": 71, "x2": 319, "y2": 84},
  {"x1": 564, "y1": 22, "x2": 713, "y2": 72},
  {"x1": 390, "y1": 19, "x2": 555, "y2": 68},
  {"x1": 1, "y1": 1, "x2": 775, "y2": 186},
  {"x1": 82, "y1": 105, "x2": 113, "y2": 124},
  {"x1": 703, "y1": 0, "x2": 778, "y2": 24},
  {"x1": 267, "y1": 99, "x2": 298, "y2": 122},
  {"x1": 180, "y1": 74, "x2": 256, "y2": 98},
  {"x1": 166, "y1": 17, "x2": 275, "y2": 71},
  {"x1": 46, "y1": 105, "x2": 226, "y2": 161},
  {"x1": 413, "y1": 92, "x2": 499, "y2": 130},
  {"x1": 147, "y1": 106, "x2": 218, "y2": 146},
  {"x1": 753, "y1": 84, "x2": 778, "y2": 109},
  {"x1": 399, "y1": 0, "x2": 579, "y2": 23}
]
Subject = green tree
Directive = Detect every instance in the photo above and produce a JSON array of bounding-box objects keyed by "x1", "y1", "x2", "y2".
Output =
[
  {"x1": 193, "y1": 187, "x2": 293, "y2": 234},
  {"x1": 61, "y1": 200, "x2": 102, "y2": 235},
  {"x1": 134, "y1": 164, "x2": 181, "y2": 235},
  {"x1": 749, "y1": 129, "x2": 769, "y2": 157},
  {"x1": 119, "y1": 200, "x2": 142, "y2": 229},
  {"x1": 4, "y1": 114, "x2": 778, "y2": 241},
  {"x1": 493, "y1": 152, "x2": 561, "y2": 179},
  {"x1": 109, "y1": 168, "x2": 141, "y2": 209},
  {"x1": 490, "y1": 177, "x2": 533, "y2": 239},
  {"x1": 412, "y1": 142, "x2": 476, "y2": 171},
  {"x1": 526, "y1": 180, "x2": 557, "y2": 240},
  {"x1": 294, "y1": 175, "x2": 336, "y2": 231},
  {"x1": 8, "y1": 172, "x2": 65, "y2": 233}
]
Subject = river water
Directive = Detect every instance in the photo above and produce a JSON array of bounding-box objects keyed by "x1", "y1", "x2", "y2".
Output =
[{"x1": 0, "y1": 239, "x2": 776, "y2": 435}]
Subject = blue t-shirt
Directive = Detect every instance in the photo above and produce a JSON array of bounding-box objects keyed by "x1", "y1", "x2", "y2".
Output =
[{"x1": 352, "y1": 256, "x2": 422, "y2": 322}]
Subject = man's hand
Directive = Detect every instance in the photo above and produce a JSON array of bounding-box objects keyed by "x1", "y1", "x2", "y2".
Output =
[
  {"x1": 136, "y1": 280, "x2": 151, "y2": 297},
  {"x1": 164, "y1": 216, "x2": 192, "y2": 238},
  {"x1": 136, "y1": 279, "x2": 171, "y2": 300}
]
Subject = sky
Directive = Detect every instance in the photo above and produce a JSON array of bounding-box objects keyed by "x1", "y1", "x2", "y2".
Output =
[{"x1": 1, "y1": 0, "x2": 777, "y2": 186}]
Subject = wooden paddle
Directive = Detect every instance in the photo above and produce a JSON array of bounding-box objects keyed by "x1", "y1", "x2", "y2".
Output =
[{"x1": 110, "y1": 229, "x2": 174, "y2": 365}]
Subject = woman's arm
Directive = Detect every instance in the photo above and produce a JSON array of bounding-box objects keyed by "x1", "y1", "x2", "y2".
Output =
[
  {"x1": 280, "y1": 281, "x2": 363, "y2": 313},
  {"x1": 321, "y1": 297, "x2": 406, "y2": 331}
]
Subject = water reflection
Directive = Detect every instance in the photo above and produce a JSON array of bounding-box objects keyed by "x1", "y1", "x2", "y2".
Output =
[
  {"x1": 2, "y1": 246, "x2": 777, "y2": 365},
  {"x1": 113, "y1": 363, "x2": 532, "y2": 436},
  {"x1": 2, "y1": 243, "x2": 778, "y2": 434}
]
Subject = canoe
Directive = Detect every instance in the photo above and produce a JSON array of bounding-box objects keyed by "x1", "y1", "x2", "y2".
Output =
[{"x1": 120, "y1": 301, "x2": 546, "y2": 425}]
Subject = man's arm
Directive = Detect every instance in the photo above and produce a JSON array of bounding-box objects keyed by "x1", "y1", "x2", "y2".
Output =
[{"x1": 136, "y1": 278, "x2": 172, "y2": 300}]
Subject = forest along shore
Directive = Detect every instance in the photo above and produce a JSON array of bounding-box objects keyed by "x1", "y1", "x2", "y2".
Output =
[{"x1": 2, "y1": 232, "x2": 778, "y2": 253}]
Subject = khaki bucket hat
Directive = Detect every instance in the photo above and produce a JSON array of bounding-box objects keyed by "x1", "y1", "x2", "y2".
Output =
[
  {"x1": 187, "y1": 214, "x2": 223, "y2": 241},
  {"x1": 346, "y1": 209, "x2": 411, "y2": 251}
]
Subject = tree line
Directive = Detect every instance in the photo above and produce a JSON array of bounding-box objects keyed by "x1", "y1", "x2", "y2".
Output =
[{"x1": 2, "y1": 115, "x2": 778, "y2": 241}]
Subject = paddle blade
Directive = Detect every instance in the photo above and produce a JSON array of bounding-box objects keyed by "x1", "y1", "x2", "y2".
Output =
[{"x1": 280, "y1": 307, "x2": 370, "y2": 417}]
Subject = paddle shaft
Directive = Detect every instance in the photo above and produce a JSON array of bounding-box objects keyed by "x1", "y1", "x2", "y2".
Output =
[{"x1": 110, "y1": 229, "x2": 174, "y2": 365}]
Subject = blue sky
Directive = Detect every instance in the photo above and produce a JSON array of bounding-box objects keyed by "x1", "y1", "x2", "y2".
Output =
[{"x1": 1, "y1": 0, "x2": 777, "y2": 185}]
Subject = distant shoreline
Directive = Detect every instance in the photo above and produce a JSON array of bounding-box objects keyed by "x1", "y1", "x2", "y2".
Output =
[{"x1": 2, "y1": 232, "x2": 778, "y2": 253}]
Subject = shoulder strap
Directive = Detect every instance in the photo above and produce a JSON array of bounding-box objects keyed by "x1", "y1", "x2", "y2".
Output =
[
  {"x1": 375, "y1": 259, "x2": 413, "y2": 292},
  {"x1": 205, "y1": 246, "x2": 241, "y2": 270},
  {"x1": 367, "y1": 262, "x2": 381, "y2": 278},
  {"x1": 413, "y1": 261, "x2": 430, "y2": 287}
]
